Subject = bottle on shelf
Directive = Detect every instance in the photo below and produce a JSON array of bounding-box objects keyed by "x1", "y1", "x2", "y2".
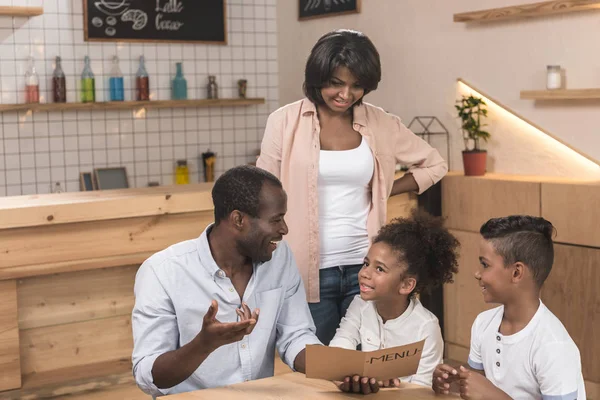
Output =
[
  {"x1": 207, "y1": 75, "x2": 218, "y2": 99},
  {"x1": 25, "y1": 56, "x2": 40, "y2": 104},
  {"x1": 171, "y1": 62, "x2": 187, "y2": 100},
  {"x1": 175, "y1": 159, "x2": 190, "y2": 184},
  {"x1": 80, "y1": 55, "x2": 96, "y2": 103},
  {"x1": 135, "y1": 55, "x2": 150, "y2": 101},
  {"x1": 52, "y1": 56, "x2": 66, "y2": 103},
  {"x1": 109, "y1": 55, "x2": 124, "y2": 101}
]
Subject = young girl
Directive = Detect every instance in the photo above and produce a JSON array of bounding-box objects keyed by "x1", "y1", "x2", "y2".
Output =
[{"x1": 329, "y1": 210, "x2": 460, "y2": 387}]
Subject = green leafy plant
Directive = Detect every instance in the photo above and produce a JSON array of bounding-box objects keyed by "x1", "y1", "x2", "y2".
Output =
[{"x1": 455, "y1": 95, "x2": 490, "y2": 152}]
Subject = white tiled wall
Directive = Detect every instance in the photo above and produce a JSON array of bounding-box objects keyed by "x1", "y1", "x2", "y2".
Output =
[{"x1": 0, "y1": 0, "x2": 279, "y2": 196}]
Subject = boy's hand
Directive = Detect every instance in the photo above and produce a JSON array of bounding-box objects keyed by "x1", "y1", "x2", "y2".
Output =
[
  {"x1": 377, "y1": 378, "x2": 401, "y2": 388},
  {"x1": 458, "y1": 366, "x2": 509, "y2": 400},
  {"x1": 433, "y1": 364, "x2": 459, "y2": 394},
  {"x1": 337, "y1": 375, "x2": 383, "y2": 395}
]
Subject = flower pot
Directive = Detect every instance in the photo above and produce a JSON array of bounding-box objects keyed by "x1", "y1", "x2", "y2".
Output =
[{"x1": 462, "y1": 150, "x2": 487, "y2": 176}]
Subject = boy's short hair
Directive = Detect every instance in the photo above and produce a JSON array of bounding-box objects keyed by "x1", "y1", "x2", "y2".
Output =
[
  {"x1": 480, "y1": 215, "x2": 555, "y2": 287},
  {"x1": 303, "y1": 29, "x2": 381, "y2": 107}
]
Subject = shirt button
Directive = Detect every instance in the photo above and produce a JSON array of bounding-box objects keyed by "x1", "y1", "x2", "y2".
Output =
[
  {"x1": 496, "y1": 349, "x2": 501, "y2": 354},
  {"x1": 241, "y1": 344, "x2": 246, "y2": 349},
  {"x1": 496, "y1": 335, "x2": 501, "y2": 341},
  {"x1": 496, "y1": 362, "x2": 500, "y2": 367},
  {"x1": 217, "y1": 270, "x2": 225, "y2": 278},
  {"x1": 229, "y1": 288, "x2": 234, "y2": 292}
]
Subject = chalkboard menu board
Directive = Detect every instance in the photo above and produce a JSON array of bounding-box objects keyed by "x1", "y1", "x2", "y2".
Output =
[
  {"x1": 84, "y1": 0, "x2": 226, "y2": 44},
  {"x1": 299, "y1": 0, "x2": 360, "y2": 20}
]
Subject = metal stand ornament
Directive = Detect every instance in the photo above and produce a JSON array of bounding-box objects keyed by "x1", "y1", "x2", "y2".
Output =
[{"x1": 406, "y1": 116, "x2": 450, "y2": 169}]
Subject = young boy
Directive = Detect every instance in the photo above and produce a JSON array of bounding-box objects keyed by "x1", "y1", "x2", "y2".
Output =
[
  {"x1": 330, "y1": 211, "x2": 460, "y2": 388},
  {"x1": 433, "y1": 215, "x2": 586, "y2": 400}
]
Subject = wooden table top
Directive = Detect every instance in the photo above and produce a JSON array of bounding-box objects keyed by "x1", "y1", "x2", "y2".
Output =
[{"x1": 165, "y1": 372, "x2": 459, "y2": 399}]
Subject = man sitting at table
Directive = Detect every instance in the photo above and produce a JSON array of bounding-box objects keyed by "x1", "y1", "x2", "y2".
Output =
[{"x1": 131, "y1": 165, "x2": 322, "y2": 397}]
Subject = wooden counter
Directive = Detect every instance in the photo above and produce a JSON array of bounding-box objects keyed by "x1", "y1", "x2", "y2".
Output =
[{"x1": 0, "y1": 184, "x2": 417, "y2": 399}]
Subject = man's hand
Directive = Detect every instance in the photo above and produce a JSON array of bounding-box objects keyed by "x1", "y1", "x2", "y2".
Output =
[
  {"x1": 235, "y1": 302, "x2": 260, "y2": 334},
  {"x1": 196, "y1": 300, "x2": 257, "y2": 351},
  {"x1": 433, "y1": 364, "x2": 459, "y2": 395},
  {"x1": 337, "y1": 375, "x2": 399, "y2": 395},
  {"x1": 458, "y1": 366, "x2": 510, "y2": 400}
]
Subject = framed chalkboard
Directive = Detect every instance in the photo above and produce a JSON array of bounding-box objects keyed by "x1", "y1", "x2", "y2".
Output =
[
  {"x1": 83, "y1": 0, "x2": 227, "y2": 44},
  {"x1": 299, "y1": 0, "x2": 361, "y2": 20}
]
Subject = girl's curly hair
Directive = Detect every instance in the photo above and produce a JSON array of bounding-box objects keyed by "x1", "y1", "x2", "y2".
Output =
[{"x1": 373, "y1": 209, "x2": 460, "y2": 297}]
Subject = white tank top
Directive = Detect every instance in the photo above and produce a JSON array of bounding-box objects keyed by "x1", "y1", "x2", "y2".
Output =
[{"x1": 318, "y1": 137, "x2": 374, "y2": 269}]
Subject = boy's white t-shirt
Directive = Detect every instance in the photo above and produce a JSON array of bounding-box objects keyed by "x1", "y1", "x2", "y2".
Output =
[
  {"x1": 468, "y1": 301, "x2": 586, "y2": 400},
  {"x1": 329, "y1": 295, "x2": 443, "y2": 387}
]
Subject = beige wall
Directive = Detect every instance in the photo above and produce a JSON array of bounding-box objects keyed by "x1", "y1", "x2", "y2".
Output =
[{"x1": 276, "y1": 0, "x2": 600, "y2": 179}]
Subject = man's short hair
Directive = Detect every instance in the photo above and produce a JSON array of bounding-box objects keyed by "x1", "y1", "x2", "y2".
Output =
[
  {"x1": 480, "y1": 215, "x2": 555, "y2": 287},
  {"x1": 212, "y1": 165, "x2": 282, "y2": 224}
]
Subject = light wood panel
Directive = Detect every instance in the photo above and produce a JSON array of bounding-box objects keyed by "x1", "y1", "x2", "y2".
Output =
[
  {"x1": 1, "y1": 359, "x2": 132, "y2": 399},
  {"x1": 542, "y1": 182, "x2": 600, "y2": 248},
  {"x1": 0, "y1": 6, "x2": 43, "y2": 16},
  {"x1": 0, "y1": 211, "x2": 212, "y2": 270},
  {"x1": 17, "y1": 266, "x2": 137, "y2": 330},
  {"x1": 20, "y1": 315, "x2": 133, "y2": 375},
  {"x1": 442, "y1": 175, "x2": 541, "y2": 233},
  {"x1": 52, "y1": 383, "x2": 147, "y2": 400},
  {"x1": 0, "y1": 251, "x2": 152, "y2": 281},
  {"x1": 443, "y1": 230, "x2": 496, "y2": 348},
  {"x1": 386, "y1": 193, "x2": 418, "y2": 222},
  {"x1": 542, "y1": 244, "x2": 600, "y2": 382},
  {"x1": 445, "y1": 343, "x2": 470, "y2": 365},
  {"x1": 0, "y1": 98, "x2": 264, "y2": 113},
  {"x1": 521, "y1": 88, "x2": 600, "y2": 100},
  {"x1": 0, "y1": 280, "x2": 20, "y2": 391},
  {"x1": 0, "y1": 183, "x2": 214, "y2": 230},
  {"x1": 454, "y1": 0, "x2": 600, "y2": 22}
]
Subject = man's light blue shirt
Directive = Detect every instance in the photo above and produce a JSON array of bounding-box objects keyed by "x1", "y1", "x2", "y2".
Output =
[{"x1": 132, "y1": 225, "x2": 321, "y2": 397}]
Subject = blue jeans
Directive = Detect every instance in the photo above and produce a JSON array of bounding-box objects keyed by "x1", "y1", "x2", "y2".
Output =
[{"x1": 308, "y1": 264, "x2": 361, "y2": 345}]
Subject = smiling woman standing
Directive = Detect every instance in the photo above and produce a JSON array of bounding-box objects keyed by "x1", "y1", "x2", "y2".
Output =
[{"x1": 257, "y1": 29, "x2": 447, "y2": 345}]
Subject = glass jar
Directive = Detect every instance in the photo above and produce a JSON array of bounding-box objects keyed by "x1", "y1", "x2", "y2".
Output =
[
  {"x1": 546, "y1": 65, "x2": 561, "y2": 90},
  {"x1": 175, "y1": 159, "x2": 189, "y2": 184}
]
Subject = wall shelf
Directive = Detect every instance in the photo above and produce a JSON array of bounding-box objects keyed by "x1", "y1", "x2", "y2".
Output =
[
  {"x1": 0, "y1": 98, "x2": 265, "y2": 113},
  {"x1": 454, "y1": 0, "x2": 600, "y2": 23},
  {"x1": 520, "y1": 89, "x2": 600, "y2": 100},
  {"x1": 0, "y1": 6, "x2": 44, "y2": 17}
]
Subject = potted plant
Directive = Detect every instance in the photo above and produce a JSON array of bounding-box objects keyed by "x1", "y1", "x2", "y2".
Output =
[{"x1": 455, "y1": 95, "x2": 490, "y2": 176}]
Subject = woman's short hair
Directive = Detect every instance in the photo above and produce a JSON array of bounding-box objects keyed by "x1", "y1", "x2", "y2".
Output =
[{"x1": 303, "y1": 29, "x2": 381, "y2": 106}]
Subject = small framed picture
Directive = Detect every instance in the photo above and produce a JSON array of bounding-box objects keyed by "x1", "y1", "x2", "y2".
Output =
[
  {"x1": 79, "y1": 172, "x2": 94, "y2": 191},
  {"x1": 299, "y1": 0, "x2": 361, "y2": 20},
  {"x1": 94, "y1": 167, "x2": 129, "y2": 190}
]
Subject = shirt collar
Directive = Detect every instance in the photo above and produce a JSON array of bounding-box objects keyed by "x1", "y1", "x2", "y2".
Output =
[
  {"x1": 196, "y1": 224, "x2": 222, "y2": 278},
  {"x1": 196, "y1": 223, "x2": 265, "y2": 278},
  {"x1": 300, "y1": 97, "x2": 368, "y2": 129}
]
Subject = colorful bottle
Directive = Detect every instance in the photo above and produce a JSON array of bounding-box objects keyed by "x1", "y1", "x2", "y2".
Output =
[
  {"x1": 25, "y1": 56, "x2": 40, "y2": 104},
  {"x1": 52, "y1": 56, "x2": 66, "y2": 103},
  {"x1": 136, "y1": 55, "x2": 149, "y2": 101},
  {"x1": 109, "y1": 55, "x2": 124, "y2": 101},
  {"x1": 80, "y1": 56, "x2": 95, "y2": 103},
  {"x1": 171, "y1": 62, "x2": 187, "y2": 100},
  {"x1": 175, "y1": 160, "x2": 190, "y2": 184}
]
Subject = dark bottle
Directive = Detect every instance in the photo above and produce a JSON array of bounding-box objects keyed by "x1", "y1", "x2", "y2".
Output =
[
  {"x1": 52, "y1": 56, "x2": 66, "y2": 103},
  {"x1": 136, "y1": 55, "x2": 149, "y2": 101}
]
